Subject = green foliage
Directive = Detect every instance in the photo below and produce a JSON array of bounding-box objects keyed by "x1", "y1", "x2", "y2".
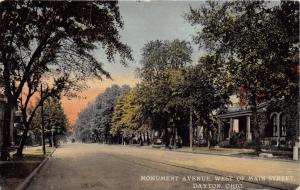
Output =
[
  {"x1": 135, "y1": 39, "x2": 228, "y2": 145},
  {"x1": 137, "y1": 39, "x2": 192, "y2": 82},
  {"x1": 183, "y1": 65, "x2": 228, "y2": 125},
  {"x1": 32, "y1": 98, "x2": 69, "y2": 136},
  {"x1": 1, "y1": 0, "x2": 133, "y2": 106},
  {"x1": 186, "y1": 0, "x2": 299, "y2": 104},
  {"x1": 75, "y1": 85, "x2": 129, "y2": 142},
  {"x1": 136, "y1": 40, "x2": 193, "y2": 129},
  {"x1": 111, "y1": 88, "x2": 143, "y2": 135}
]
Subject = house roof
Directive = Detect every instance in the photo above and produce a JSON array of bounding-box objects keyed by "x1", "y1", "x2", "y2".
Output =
[{"x1": 217, "y1": 102, "x2": 268, "y2": 119}]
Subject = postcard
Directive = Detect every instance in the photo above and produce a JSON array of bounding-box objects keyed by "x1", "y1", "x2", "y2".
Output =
[{"x1": 0, "y1": 1, "x2": 299, "y2": 190}]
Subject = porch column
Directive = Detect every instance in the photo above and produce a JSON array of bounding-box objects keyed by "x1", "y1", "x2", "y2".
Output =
[
  {"x1": 229, "y1": 118, "x2": 233, "y2": 138},
  {"x1": 276, "y1": 113, "x2": 281, "y2": 146},
  {"x1": 246, "y1": 115, "x2": 252, "y2": 142},
  {"x1": 217, "y1": 118, "x2": 221, "y2": 142}
]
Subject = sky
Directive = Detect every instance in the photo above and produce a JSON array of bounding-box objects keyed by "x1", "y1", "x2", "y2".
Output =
[{"x1": 62, "y1": 1, "x2": 204, "y2": 125}]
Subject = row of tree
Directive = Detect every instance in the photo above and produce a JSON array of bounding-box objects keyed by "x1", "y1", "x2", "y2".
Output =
[
  {"x1": 75, "y1": 1, "x2": 299, "y2": 152},
  {"x1": 75, "y1": 39, "x2": 227, "y2": 147},
  {"x1": 75, "y1": 85, "x2": 130, "y2": 143},
  {"x1": 112, "y1": 40, "x2": 229, "y2": 147}
]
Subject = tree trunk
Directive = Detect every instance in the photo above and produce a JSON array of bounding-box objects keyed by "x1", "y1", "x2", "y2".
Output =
[
  {"x1": 104, "y1": 134, "x2": 107, "y2": 144},
  {"x1": 15, "y1": 124, "x2": 30, "y2": 159},
  {"x1": 139, "y1": 132, "x2": 143, "y2": 146},
  {"x1": 146, "y1": 131, "x2": 150, "y2": 145},
  {"x1": 164, "y1": 127, "x2": 169, "y2": 148},
  {"x1": 143, "y1": 133, "x2": 146, "y2": 145},
  {"x1": 207, "y1": 130, "x2": 211, "y2": 149},
  {"x1": 48, "y1": 134, "x2": 52, "y2": 147},
  {"x1": 250, "y1": 93, "x2": 261, "y2": 153},
  {"x1": 95, "y1": 134, "x2": 100, "y2": 143},
  {"x1": 207, "y1": 119, "x2": 211, "y2": 149},
  {"x1": 189, "y1": 106, "x2": 193, "y2": 151},
  {"x1": 0, "y1": 106, "x2": 12, "y2": 161},
  {"x1": 173, "y1": 127, "x2": 178, "y2": 149},
  {"x1": 252, "y1": 106, "x2": 261, "y2": 153}
]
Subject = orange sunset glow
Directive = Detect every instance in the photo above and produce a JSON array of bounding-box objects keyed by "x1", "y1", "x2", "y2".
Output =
[{"x1": 61, "y1": 73, "x2": 139, "y2": 125}]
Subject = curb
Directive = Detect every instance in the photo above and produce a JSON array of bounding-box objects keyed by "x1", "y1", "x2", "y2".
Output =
[{"x1": 15, "y1": 148, "x2": 56, "y2": 190}]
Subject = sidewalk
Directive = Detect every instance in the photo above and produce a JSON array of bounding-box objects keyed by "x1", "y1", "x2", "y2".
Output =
[{"x1": 132, "y1": 144, "x2": 297, "y2": 162}]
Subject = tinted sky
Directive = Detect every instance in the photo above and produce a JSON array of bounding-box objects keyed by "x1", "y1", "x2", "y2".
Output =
[{"x1": 62, "y1": 1, "x2": 204, "y2": 125}]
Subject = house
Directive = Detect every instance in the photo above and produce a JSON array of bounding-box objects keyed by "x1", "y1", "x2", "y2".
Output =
[
  {"x1": 0, "y1": 92, "x2": 16, "y2": 157},
  {"x1": 216, "y1": 95, "x2": 299, "y2": 148},
  {"x1": 0, "y1": 94, "x2": 6, "y2": 150}
]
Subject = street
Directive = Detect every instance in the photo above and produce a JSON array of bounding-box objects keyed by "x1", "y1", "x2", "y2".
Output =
[{"x1": 27, "y1": 144, "x2": 299, "y2": 190}]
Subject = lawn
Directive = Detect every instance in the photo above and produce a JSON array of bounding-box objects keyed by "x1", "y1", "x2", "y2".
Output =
[
  {"x1": 174, "y1": 146, "x2": 293, "y2": 160},
  {"x1": 0, "y1": 145, "x2": 54, "y2": 190},
  {"x1": 22, "y1": 145, "x2": 54, "y2": 157},
  {"x1": 175, "y1": 146, "x2": 255, "y2": 155}
]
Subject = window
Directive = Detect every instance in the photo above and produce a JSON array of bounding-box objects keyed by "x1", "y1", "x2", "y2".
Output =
[
  {"x1": 271, "y1": 114, "x2": 277, "y2": 137},
  {"x1": 280, "y1": 114, "x2": 288, "y2": 137}
]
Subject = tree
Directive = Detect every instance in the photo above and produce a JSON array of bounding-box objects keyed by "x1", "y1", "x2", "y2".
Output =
[
  {"x1": 93, "y1": 85, "x2": 129, "y2": 143},
  {"x1": 111, "y1": 87, "x2": 145, "y2": 139},
  {"x1": 32, "y1": 98, "x2": 69, "y2": 147},
  {"x1": 182, "y1": 64, "x2": 228, "y2": 148},
  {"x1": 136, "y1": 39, "x2": 193, "y2": 147},
  {"x1": 0, "y1": 1, "x2": 132, "y2": 159},
  {"x1": 137, "y1": 39, "x2": 192, "y2": 82},
  {"x1": 75, "y1": 102, "x2": 96, "y2": 143},
  {"x1": 111, "y1": 89, "x2": 130, "y2": 135},
  {"x1": 186, "y1": 1, "x2": 299, "y2": 151}
]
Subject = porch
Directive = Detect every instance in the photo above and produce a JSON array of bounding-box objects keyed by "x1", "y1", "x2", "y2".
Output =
[{"x1": 217, "y1": 108, "x2": 252, "y2": 143}]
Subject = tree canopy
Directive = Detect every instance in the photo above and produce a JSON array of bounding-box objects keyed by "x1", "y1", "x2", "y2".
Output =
[
  {"x1": 32, "y1": 98, "x2": 69, "y2": 146},
  {"x1": 0, "y1": 0, "x2": 132, "y2": 159},
  {"x1": 112, "y1": 86, "x2": 152, "y2": 136},
  {"x1": 75, "y1": 85, "x2": 129, "y2": 142}
]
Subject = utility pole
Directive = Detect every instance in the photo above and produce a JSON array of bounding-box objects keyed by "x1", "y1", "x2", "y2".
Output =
[
  {"x1": 189, "y1": 105, "x2": 193, "y2": 152},
  {"x1": 41, "y1": 84, "x2": 46, "y2": 155},
  {"x1": 51, "y1": 126, "x2": 54, "y2": 148}
]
